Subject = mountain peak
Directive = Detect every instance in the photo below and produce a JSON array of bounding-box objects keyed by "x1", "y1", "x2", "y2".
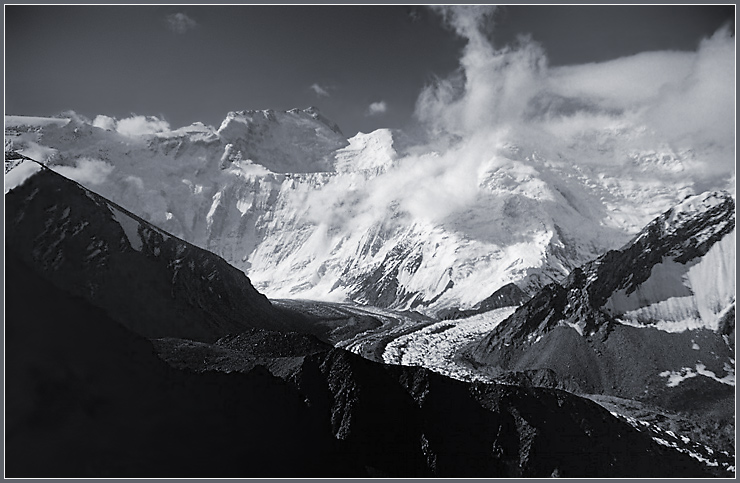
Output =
[
  {"x1": 214, "y1": 108, "x2": 348, "y2": 173},
  {"x1": 218, "y1": 107, "x2": 344, "y2": 136},
  {"x1": 660, "y1": 190, "x2": 733, "y2": 233}
]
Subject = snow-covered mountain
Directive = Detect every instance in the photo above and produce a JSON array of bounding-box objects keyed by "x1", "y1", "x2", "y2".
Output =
[
  {"x1": 4, "y1": 110, "x2": 724, "y2": 314},
  {"x1": 468, "y1": 190, "x2": 735, "y2": 407}
]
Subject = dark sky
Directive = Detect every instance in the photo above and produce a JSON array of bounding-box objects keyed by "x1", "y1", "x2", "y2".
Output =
[{"x1": 4, "y1": 5, "x2": 734, "y2": 137}]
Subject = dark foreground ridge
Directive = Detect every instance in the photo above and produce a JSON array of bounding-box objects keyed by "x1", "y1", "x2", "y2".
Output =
[{"x1": 7, "y1": 253, "x2": 712, "y2": 478}]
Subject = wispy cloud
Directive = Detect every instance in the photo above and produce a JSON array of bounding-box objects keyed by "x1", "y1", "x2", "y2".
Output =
[
  {"x1": 366, "y1": 101, "x2": 388, "y2": 116},
  {"x1": 165, "y1": 12, "x2": 198, "y2": 34},
  {"x1": 310, "y1": 83, "x2": 330, "y2": 97},
  {"x1": 53, "y1": 157, "x2": 115, "y2": 185},
  {"x1": 414, "y1": 6, "x2": 735, "y2": 182}
]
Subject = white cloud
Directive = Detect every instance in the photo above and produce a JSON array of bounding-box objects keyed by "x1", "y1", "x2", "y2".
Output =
[
  {"x1": 92, "y1": 115, "x2": 117, "y2": 131},
  {"x1": 53, "y1": 157, "x2": 115, "y2": 185},
  {"x1": 116, "y1": 115, "x2": 171, "y2": 137},
  {"x1": 367, "y1": 101, "x2": 388, "y2": 116},
  {"x1": 413, "y1": 6, "x2": 735, "y2": 186},
  {"x1": 165, "y1": 12, "x2": 197, "y2": 34},
  {"x1": 91, "y1": 114, "x2": 171, "y2": 137},
  {"x1": 310, "y1": 83, "x2": 330, "y2": 97}
]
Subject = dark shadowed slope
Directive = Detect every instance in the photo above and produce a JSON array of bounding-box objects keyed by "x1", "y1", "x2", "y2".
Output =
[
  {"x1": 4, "y1": 254, "x2": 356, "y2": 478},
  {"x1": 5, "y1": 160, "x2": 299, "y2": 342},
  {"x1": 154, "y1": 332, "x2": 712, "y2": 477}
]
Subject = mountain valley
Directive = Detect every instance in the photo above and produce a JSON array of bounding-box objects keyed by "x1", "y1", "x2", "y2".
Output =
[{"x1": 4, "y1": 110, "x2": 735, "y2": 477}]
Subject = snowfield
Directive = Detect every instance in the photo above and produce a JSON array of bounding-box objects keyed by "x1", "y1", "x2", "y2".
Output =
[
  {"x1": 382, "y1": 307, "x2": 517, "y2": 382},
  {"x1": 659, "y1": 361, "x2": 736, "y2": 388},
  {"x1": 3, "y1": 112, "x2": 730, "y2": 315},
  {"x1": 608, "y1": 229, "x2": 735, "y2": 333},
  {"x1": 4, "y1": 159, "x2": 42, "y2": 194}
]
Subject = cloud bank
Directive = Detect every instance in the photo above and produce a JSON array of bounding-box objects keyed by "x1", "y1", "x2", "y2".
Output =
[
  {"x1": 53, "y1": 157, "x2": 115, "y2": 185},
  {"x1": 311, "y1": 6, "x2": 735, "y2": 237},
  {"x1": 413, "y1": 6, "x2": 735, "y2": 183}
]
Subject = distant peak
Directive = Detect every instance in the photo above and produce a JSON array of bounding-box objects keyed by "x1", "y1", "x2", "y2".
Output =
[{"x1": 218, "y1": 107, "x2": 344, "y2": 137}]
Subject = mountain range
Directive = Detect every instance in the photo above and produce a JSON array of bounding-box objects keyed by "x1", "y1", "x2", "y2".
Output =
[
  {"x1": 4, "y1": 109, "x2": 735, "y2": 477},
  {"x1": 5, "y1": 110, "x2": 717, "y2": 314}
]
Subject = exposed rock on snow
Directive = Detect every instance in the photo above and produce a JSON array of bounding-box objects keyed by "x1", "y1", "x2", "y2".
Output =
[{"x1": 467, "y1": 191, "x2": 735, "y2": 420}]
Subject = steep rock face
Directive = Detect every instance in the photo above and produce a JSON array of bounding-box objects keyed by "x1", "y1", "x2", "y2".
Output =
[
  {"x1": 4, "y1": 161, "x2": 289, "y2": 342},
  {"x1": 474, "y1": 190, "x2": 734, "y2": 347},
  {"x1": 469, "y1": 191, "x2": 735, "y2": 407},
  {"x1": 5, "y1": 113, "x2": 708, "y2": 314},
  {"x1": 285, "y1": 348, "x2": 713, "y2": 477}
]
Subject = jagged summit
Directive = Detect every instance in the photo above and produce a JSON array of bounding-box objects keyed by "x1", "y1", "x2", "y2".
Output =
[
  {"x1": 478, "y1": 189, "x2": 735, "y2": 345},
  {"x1": 218, "y1": 106, "x2": 344, "y2": 136},
  {"x1": 649, "y1": 190, "x2": 734, "y2": 239}
]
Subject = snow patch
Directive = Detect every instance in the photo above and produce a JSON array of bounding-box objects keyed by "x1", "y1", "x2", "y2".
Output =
[
  {"x1": 108, "y1": 205, "x2": 143, "y2": 251},
  {"x1": 4, "y1": 160, "x2": 42, "y2": 194},
  {"x1": 564, "y1": 319, "x2": 585, "y2": 336},
  {"x1": 659, "y1": 362, "x2": 735, "y2": 387}
]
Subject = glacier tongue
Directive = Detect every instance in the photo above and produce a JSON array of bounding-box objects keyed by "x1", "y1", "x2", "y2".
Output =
[{"x1": 4, "y1": 111, "x2": 721, "y2": 313}]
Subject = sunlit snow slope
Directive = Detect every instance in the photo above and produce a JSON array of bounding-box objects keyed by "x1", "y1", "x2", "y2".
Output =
[{"x1": 4, "y1": 110, "x2": 725, "y2": 314}]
